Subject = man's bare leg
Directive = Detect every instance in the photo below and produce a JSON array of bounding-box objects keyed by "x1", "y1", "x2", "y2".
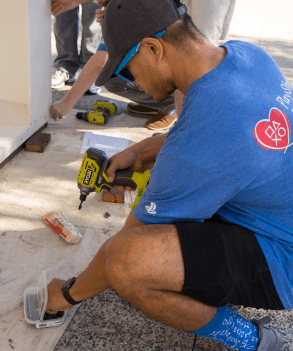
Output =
[
  {"x1": 105, "y1": 224, "x2": 217, "y2": 331},
  {"x1": 47, "y1": 221, "x2": 216, "y2": 330}
]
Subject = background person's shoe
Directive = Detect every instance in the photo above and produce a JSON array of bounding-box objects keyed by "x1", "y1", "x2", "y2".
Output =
[
  {"x1": 145, "y1": 111, "x2": 177, "y2": 131},
  {"x1": 84, "y1": 84, "x2": 102, "y2": 95},
  {"x1": 52, "y1": 70, "x2": 75, "y2": 89},
  {"x1": 127, "y1": 103, "x2": 158, "y2": 115}
]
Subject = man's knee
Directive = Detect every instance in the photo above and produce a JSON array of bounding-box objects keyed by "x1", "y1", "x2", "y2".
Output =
[
  {"x1": 104, "y1": 224, "x2": 184, "y2": 299},
  {"x1": 103, "y1": 76, "x2": 132, "y2": 94},
  {"x1": 104, "y1": 229, "x2": 143, "y2": 298}
]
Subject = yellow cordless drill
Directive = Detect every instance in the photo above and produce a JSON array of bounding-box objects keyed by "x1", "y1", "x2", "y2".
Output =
[
  {"x1": 76, "y1": 101, "x2": 117, "y2": 125},
  {"x1": 77, "y1": 148, "x2": 150, "y2": 210}
]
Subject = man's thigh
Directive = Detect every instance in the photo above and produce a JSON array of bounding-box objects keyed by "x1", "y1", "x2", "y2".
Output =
[{"x1": 176, "y1": 216, "x2": 284, "y2": 310}]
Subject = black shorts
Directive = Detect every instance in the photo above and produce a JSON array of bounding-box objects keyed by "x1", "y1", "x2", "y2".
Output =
[{"x1": 175, "y1": 215, "x2": 284, "y2": 310}]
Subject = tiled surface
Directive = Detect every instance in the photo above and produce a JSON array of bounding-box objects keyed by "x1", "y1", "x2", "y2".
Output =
[{"x1": 54, "y1": 288, "x2": 196, "y2": 351}]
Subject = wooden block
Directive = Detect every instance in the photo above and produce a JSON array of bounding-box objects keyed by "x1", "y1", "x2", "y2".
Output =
[
  {"x1": 115, "y1": 195, "x2": 124, "y2": 204},
  {"x1": 25, "y1": 132, "x2": 51, "y2": 153},
  {"x1": 102, "y1": 193, "x2": 116, "y2": 203},
  {"x1": 102, "y1": 193, "x2": 125, "y2": 204}
]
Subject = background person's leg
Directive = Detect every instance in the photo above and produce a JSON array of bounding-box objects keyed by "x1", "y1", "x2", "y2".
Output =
[
  {"x1": 221, "y1": 0, "x2": 237, "y2": 41},
  {"x1": 186, "y1": 0, "x2": 237, "y2": 46},
  {"x1": 79, "y1": 0, "x2": 102, "y2": 69},
  {"x1": 53, "y1": 8, "x2": 80, "y2": 78},
  {"x1": 104, "y1": 77, "x2": 177, "y2": 131},
  {"x1": 104, "y1": 77, "x2": 176, "y2": 115}
]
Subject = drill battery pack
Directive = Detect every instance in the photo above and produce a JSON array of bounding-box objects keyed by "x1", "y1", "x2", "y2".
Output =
[{"x1": 94, "y1": 101, "x2": 117, "y2": 116}]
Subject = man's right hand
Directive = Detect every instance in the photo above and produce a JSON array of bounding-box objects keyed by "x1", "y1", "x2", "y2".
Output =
[
  {"x1": 106, "y1": 135, "x2": 166, "y2": 191},
  {"x1": 107, "y1": 148, "x2": 142, "y2": 185},
  {"x1": 51, "y1": 0, "x2": 81, "y2": 17},
  {"x1": 50, "y1": 99, "x2": 71, "y2": 121}
]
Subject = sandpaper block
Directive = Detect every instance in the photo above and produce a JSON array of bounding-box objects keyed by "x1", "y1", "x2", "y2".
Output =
[{"x1": 25, "y1": 133, "x2": 51, "y2": 153}]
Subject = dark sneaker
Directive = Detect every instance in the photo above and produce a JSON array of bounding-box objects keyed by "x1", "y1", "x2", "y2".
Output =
[
  {"x1": 52, "y1": 70, "x2": 71, "y2": 89},
  {"x1": 217, "y1": 316, "x2": 284, "y2": 351},
  {"x1": 127, "y1": 103, "x2": 158, "y2": 115},
  {"x1": 251, "y1": 316, "x2": 284, "y2": 350},
  {"x1": 145, "y1": 112, "x2": 177, "y2": 131},
  {"x1": 84, "y1": 84, "x2": 102, "y2": 95}
]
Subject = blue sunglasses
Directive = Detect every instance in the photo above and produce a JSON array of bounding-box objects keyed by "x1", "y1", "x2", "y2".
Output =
[{"x1": 114, "y1": 30, "x2": 165, "y2": 83}]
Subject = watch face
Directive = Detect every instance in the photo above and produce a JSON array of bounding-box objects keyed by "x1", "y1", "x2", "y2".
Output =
[{"x1": 63, "y1": 277, "x2": 76, "y2": 289}]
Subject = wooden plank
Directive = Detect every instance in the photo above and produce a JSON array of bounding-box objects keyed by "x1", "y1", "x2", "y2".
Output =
[
  {"x1": 0, "y1": 123, "x2": 47, "y2": 169},
  {"x1": 25, "y1": 132, "x2": 51, "y2": 153}
]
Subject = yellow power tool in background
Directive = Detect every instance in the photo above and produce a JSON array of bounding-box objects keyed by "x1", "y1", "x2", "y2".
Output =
[
  {"x1": 76, "y1": 101, "x2": 117, "y2": 125},
  {"x1": 77, "y1": 148, "x2": 151, "y2": 210}
]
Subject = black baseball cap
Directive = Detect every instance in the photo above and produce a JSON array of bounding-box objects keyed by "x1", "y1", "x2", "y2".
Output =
[{"x1": 96, "y1": 0, "x2": 188, "y2": 86}]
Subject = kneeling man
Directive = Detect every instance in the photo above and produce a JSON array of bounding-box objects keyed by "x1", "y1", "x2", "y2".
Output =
[{"x1": 47, "y1": 1, "x2": 293, "y2": 350}]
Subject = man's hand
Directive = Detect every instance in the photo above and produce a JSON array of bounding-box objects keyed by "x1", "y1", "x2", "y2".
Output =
[
  {"x1": 107, "y1": 148, "x2": 143, "y2": 184},
  {"x1": 106, "y1": 145, "x2": 155, "y2": 192},
  {"x1": 95, "y1": 8, "x2": 104, "y2": 24},
  {"x1": 51, "y1": 0, "x2": 80, "y2": 17},
  {"x1": 50, "y1": 99, "x2": 71, "y2": 120},
  {"x1": 46, "y1": 278, "x2": 73, "y2": 314},
  {"x1": 96, "y1": 0, "x2": 110, "y2": 6}
]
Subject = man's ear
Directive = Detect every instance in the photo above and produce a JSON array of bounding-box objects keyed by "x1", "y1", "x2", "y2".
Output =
[{"x1": 140, "y1": 37, "x2": 164, "y2": 62}]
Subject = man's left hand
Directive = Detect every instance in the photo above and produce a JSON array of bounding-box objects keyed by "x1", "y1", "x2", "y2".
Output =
[
  {"x1": 46, "y1": 278, "x2": 73, "y2": 314},
  {"x1": 51, "y1": 0, "x2": 80, "y2": 17},
  {"x1": 95, "y1": 8, "x2": 104, "y2": 24}
]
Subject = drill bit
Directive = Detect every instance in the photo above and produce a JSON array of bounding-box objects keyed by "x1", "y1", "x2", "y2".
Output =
[{"x1": 79, "y1": 201, "x2": 83, "y2": 210}]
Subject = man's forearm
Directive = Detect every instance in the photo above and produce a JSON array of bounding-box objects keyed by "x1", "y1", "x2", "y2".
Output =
[
  {"x1": 134, "y1": 134, "x2": 167, "y2": 162},
  {"x1": 63, "y1": 51, "x2": 108, "y2": 109},
  {"x1": 69, "y1": 212, "x2": 144, "y2": 302}
]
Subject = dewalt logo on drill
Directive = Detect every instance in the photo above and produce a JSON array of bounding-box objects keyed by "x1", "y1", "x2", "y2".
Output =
[{"x1": 83, "y1": 169, "x2": 93, "y2": 185}]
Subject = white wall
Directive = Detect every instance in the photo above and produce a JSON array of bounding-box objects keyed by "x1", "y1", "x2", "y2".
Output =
[
  {"x1": 0, "y1": 0, "x2": 51, "y2": 163},
  {"x1": 29, "y1": 0, "x2": 51, "y2": 127}
]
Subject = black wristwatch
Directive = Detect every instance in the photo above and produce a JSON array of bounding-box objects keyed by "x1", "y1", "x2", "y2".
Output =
[{"x1": 61, "y1": 277, "x2": 83, "y2": 305}]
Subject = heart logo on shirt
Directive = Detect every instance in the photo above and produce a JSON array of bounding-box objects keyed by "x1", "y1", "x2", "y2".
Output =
[{"x1": 254, "y1": 108, "x2": 291, "y2": 152}]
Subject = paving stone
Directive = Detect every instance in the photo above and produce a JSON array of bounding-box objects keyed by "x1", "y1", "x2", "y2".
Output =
[{"x1": 53, "y1": 288, "x2": 195, "y2": 351}]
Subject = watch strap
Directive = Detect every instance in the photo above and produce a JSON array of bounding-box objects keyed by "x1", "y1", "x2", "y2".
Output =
[{"x1": 61, "y1": 277, "x2": 83, "y2": 305}]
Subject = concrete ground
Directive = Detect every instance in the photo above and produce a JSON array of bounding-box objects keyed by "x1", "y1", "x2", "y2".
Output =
[{"x1": 50, "y1": 1, "x2": 293, "y2": 350}]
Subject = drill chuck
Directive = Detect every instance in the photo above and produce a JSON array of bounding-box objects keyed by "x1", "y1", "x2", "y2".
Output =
[{"x1": 78, "y1": 194, "x2": 87, "y2": 210}]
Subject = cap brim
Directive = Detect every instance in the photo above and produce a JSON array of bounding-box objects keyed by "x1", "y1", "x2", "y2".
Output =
[{"x1": 96, "y1": 52, "x2": 125, "y2": 86}]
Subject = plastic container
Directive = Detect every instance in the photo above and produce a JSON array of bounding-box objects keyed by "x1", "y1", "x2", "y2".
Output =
[{"x1": 24, "y1": 270, "x2": 66, "y2": 328}]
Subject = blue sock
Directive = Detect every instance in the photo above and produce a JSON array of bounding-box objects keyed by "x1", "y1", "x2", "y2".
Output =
[{"x1": 189, "y1": 305, "x2": 260, "y2": 351}]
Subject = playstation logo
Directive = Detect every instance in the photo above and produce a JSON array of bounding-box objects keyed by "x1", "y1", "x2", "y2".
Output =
[{"x1": 145, "y1": 202, "x2": 156, "y2": 214}]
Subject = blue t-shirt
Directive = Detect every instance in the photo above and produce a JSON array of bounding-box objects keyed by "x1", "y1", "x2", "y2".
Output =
[
  {"x1": 97, "y1": 36, "x2": 107, "y2": 52},
  {"x1": 134, "y1": 40, "x2": 293, "y2": 309}
]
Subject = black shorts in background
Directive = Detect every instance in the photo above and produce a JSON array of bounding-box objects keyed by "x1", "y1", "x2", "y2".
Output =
[{"x1": 175, "y1": 215, "x2": 284, "y2": 310}]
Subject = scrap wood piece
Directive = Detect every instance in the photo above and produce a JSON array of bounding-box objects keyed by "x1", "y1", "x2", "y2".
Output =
[
  {"x1": 25, "y1": 132, "x2": 51, "y2": 153},
  {"x1": 115, "y1": 195, "x2": 124, "y2": 203},
  {"x1": 102, "y1": 193, "x2": 124, "y2": 204}
]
